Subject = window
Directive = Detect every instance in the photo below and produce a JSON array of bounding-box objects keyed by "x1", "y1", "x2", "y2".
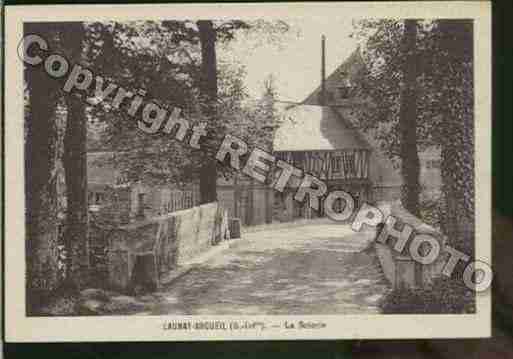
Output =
[
  {"x1": 338, "y1": 73, "x2": 352, "y2": 99},
  {"x1": 137, "y1": 193, "x2": 146, "y2": 217},
  {"x1": 89, "y1": 191, "x2": 104, "y2": 205},
  {"x1": 337, "y1": 86, "x2": 351, "y2": 99},
  {"x1": 425, "y1": 159, "x2": 441, "y2": 169}
]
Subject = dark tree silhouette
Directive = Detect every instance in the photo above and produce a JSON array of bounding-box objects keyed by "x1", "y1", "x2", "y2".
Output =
[
  {"x1": 399, "y1": 19, "x2": 421, "y2": 216},
  {"x1": 24, "y1": 23, "x2": 62, "y2": 313},
  {"x1": 60, "y1": 22, "x2": 90, "y2": 290},
  {"x1": 197, "y1": 20, "x2": 218, "y2": 204},
  {"x1": 436, "y1": 20, "x2": 474, "y2": 251},
  {"x1": 352, "y1": 19, "x2": 475, "y2": 246}
]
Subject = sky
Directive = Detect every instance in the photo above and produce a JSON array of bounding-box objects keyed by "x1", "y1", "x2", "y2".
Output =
[{"x1": 219, "y1": 18, "x2": 359, "y2": 103}]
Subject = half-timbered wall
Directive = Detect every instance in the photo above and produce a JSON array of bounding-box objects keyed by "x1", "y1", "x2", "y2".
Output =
[{"x1": 275, "y1": 150, "x2": 370, "y2": 180}]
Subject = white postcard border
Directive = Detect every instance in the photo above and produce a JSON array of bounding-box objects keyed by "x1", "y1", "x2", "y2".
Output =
[{"x1": 4, "y1": 1, "x2": 491, "y2": 342}]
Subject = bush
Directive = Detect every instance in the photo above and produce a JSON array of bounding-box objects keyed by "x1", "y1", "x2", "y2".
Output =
[
  {"x1": 419, "y1": 189, "x2": 446, "y2": 229},
  {"x1": 380, "y1": 276, "x2": 475, "y2": 314},
  {"x1": 38, "y1": 294, "x2": 79, "y2": 316}
]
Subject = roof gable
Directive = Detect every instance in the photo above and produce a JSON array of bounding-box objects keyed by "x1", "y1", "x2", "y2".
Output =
[{"x1": 303, "y1": 47, "x2": 366, "y2": 106}]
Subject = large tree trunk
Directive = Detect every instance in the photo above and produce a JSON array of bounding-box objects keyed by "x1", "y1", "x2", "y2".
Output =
[
  {"x1": 197, "y1": 20, "x2": 218, "y2": 204},
  {"x1": 399, "y1": 19, "x2": 421, "y2": 216},
  {"x1": 61, "y1": 23, "x2": 90, "y2": 290},
  {"x1": 24, "y1": 24, "x2": 61, "y2": 314},
  {"x1": 63, "y1": 95, "x2": 89, "y2": 290}
]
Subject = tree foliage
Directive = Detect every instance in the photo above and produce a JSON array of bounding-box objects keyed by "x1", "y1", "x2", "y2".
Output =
[
  {"x1": 352, "y1": 20, "x2": 474, "y2": 242},
  {"x1": 84, "y1": 20, "x2": 289, "y2": 188}
]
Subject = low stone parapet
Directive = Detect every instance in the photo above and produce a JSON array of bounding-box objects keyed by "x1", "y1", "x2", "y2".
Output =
[
  {"x1": 106, "y1": 202, "x2": 231, "y2": 292},
  {"x1": 374, "y1": 201, "x2": 447, "y2": 289}
]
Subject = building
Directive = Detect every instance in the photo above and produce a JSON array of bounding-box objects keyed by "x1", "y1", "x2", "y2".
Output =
[
  {"x1": 273, "y1": 105, "x2": 375, "y2": 218},
  {"x1": 87, "y1": 152, "x2": 197, "y2": 224},
  {"x1": 271, "y1": 39, "x2": 403, "y2": 221},
  {"x1": 84, "y1": 40, "x2": 441, "y2": 227},
  {"x1": 216, "y1": 174, "x2": 274, "y2": 227}
]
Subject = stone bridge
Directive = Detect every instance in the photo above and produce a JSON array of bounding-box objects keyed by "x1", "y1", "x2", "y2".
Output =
[{"x1": 101, "y1": 201, "x2": 446, "y2": 315}]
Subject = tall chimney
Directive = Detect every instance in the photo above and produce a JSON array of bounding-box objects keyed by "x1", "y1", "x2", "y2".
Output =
[{"x1": 321, "y1": 35, "x2": 326, "y2": 105}]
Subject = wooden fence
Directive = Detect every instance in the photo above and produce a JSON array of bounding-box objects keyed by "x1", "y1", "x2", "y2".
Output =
[{"x1": 166, "y1": 189, "x2": 196, "y2": 213}]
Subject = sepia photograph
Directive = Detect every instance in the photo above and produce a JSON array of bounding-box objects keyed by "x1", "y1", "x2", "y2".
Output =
[{"x1": 4, "y1": 2, "x2": 491, "y2": 341}]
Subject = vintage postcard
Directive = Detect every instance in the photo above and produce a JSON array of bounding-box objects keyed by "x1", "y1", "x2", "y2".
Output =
[{"x1": 4, "y1": 1, "x2": 491, "y2": 341}]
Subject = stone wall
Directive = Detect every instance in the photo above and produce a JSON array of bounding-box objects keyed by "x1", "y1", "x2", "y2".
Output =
[
  {"x1": 106, "y1": 202, "x2": 230, "y2": 291},
  {"x1": 174, "y1": 203, "x2": 217, "y2": 264}
]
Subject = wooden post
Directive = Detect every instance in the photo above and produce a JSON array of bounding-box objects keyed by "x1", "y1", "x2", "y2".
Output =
[
  {"x1": 265, "y1": 187, "x2": 272, "y2": 224},
  {"x1": 305, "y1": 202, "x2": 311, "y2": 219},
  {"x1": 234, "y1": 175, "x2": 239, "y2": 218},
  {"x1": 247, "y1": 178, "x2": 254, "y2": 226}
]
